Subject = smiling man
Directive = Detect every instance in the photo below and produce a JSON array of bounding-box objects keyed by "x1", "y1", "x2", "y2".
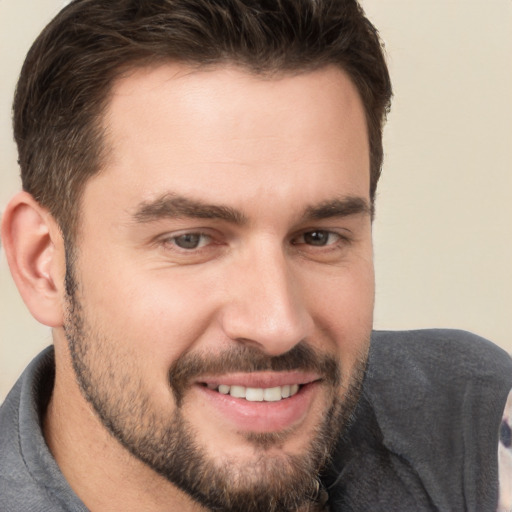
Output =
[{"x1": 1, "y1": 1, "x2": 511, "y2": 511}]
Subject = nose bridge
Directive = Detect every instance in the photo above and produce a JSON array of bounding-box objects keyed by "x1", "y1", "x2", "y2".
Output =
[{"x1": 221, "y1": 239, "x2": 313, "y2": 355}]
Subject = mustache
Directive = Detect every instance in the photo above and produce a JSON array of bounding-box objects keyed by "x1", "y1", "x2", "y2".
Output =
[{"x1": 168, "y1": 342, "x2": 341, "y2": 404}]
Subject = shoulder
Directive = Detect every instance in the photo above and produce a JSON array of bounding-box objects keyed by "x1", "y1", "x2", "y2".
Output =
[
  {"x1": 369, "y1": 328, "x2": 512, "y2": 388},
  {"x1": 360, "y1": 329, "x2": 512, "y2": 511},
  {"x1": 0, "y1": 347, "x2": 77, "y2": 511},
  {"x1": 365, "y1": 329, "x2": 512, "y2": 447}
]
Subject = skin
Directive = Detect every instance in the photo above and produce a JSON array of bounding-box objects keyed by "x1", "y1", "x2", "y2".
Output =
[
  {"x1": 498, "y1": 390, "x2": 512, "y2": 510},
  {"x1": 2, "y1": 64, "x2": 374, "y2": 511}
]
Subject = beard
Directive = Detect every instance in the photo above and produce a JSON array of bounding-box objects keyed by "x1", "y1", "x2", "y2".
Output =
[{"x1": 63, "y1": 261, "x2": 367, "y2": 512}]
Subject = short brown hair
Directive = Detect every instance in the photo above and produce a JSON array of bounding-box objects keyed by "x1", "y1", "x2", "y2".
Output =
[{"x1": 14, "y1": 0, "x2": 392, "y2": 240}]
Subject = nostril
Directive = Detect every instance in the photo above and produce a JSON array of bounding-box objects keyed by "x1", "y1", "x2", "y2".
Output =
[{"x1": 500, "y1": 420, "x2": 511, "y2": 448}]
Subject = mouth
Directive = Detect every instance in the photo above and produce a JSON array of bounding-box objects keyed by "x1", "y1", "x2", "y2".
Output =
[{"x1": 193, "y1": 372, "x2": 322, "y2": 433}]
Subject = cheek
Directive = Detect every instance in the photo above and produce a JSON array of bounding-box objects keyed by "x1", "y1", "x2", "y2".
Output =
[
  {"x1": 306, "y1": 258, "x2": 374, "y2": 358},
  {"x1": 76, "y1": 255, "x2": 221, "y2": 372},
  {"x1": 339, "y1": 264, "x2": 375, "y2": 327}
]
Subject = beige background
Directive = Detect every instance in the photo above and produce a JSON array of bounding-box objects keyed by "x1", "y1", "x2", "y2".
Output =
[{"x1": 1, "y1": 0, "x2": 511, "y2": 402}]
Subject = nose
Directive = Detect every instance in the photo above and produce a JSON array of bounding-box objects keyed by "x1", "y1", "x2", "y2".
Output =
[{"x1": 220, "y1": 243, "x2": 314, "y2": 356}]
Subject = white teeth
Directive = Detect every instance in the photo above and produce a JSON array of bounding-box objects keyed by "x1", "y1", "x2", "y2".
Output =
[
  {"x1": 210, "y1": 383, "x2": 301, "y2": 401},
  {"x1": 245, "y1": 387, "x2": 264, "y2": 402},
  {"x1": 229, "y1": 385, "x2": 246, "y2": 398},
  {"x1": 263, "y1": 386, "x2": 282, "y2": 402},
  {"x1": 218, "y1": 384, "x2": 230, "y2": 395}
]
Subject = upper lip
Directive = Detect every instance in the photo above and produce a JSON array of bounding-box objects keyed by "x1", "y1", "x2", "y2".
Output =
[{"x1": 196, "y1": 371, "x2": 321, "y2": 389}]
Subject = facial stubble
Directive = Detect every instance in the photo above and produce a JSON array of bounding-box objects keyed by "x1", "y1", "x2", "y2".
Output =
[{"x1": 63, "y1": 260, "x2": 367, "y2": 512}]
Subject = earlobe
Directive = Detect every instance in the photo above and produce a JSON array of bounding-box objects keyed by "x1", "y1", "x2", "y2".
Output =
[{"x1": 1, "y1": 191, "x2": 66, "y2": 327}]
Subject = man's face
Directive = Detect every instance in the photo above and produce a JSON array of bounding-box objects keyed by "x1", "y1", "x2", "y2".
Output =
[{"x1": 64, "y1": 64, "x2": 374, "y2": 510}]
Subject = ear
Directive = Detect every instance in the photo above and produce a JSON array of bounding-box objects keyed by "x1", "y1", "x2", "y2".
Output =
[{"x1": 1, "y1": 191, "x2": 66, "y2": 327}]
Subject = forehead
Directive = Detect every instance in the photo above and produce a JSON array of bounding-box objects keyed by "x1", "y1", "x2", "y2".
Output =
[{"x1": 89, "y1": 63, "x2": 370, "y2": 218}]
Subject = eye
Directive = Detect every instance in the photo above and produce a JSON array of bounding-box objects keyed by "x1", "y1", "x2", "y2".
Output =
[
  {"x1": 168, "y1": 232, "x2": 212, "y2": 250},
  {"x1": 293, "y1": 230, "x2": 342, "y2": 247}
]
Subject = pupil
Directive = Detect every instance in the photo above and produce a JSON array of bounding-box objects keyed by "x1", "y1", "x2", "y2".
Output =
[
  {"x1": 305, "y1": 231, "x2": 327, "y2": 246},
  {"x1": 176, "y1": 234, "x2": 200, "y2": 249}
]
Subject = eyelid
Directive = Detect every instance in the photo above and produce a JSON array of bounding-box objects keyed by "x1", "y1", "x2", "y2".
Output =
[
  {"x1": 151, "y1": 229, "x2": 227, "y2": 266},
  {"x1": 291, "y1": 228, "x2": 352, "y2": 245}
]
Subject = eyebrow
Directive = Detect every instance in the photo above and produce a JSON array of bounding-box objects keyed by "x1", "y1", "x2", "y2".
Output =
[
  {"x1": 132, "y1": 193, "x2": 372, "y2": 225},
  {"x1": 132, "y1": 194, "x2": 248, "y2": 225},
  {"x1": 302, "y1": 196, "x2": 374, "y2": 221}
]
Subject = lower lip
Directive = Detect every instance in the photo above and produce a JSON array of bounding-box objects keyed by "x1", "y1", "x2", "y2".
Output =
[{"x1": 194, "y1": 382, "x2": 320, "y2": 433}]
